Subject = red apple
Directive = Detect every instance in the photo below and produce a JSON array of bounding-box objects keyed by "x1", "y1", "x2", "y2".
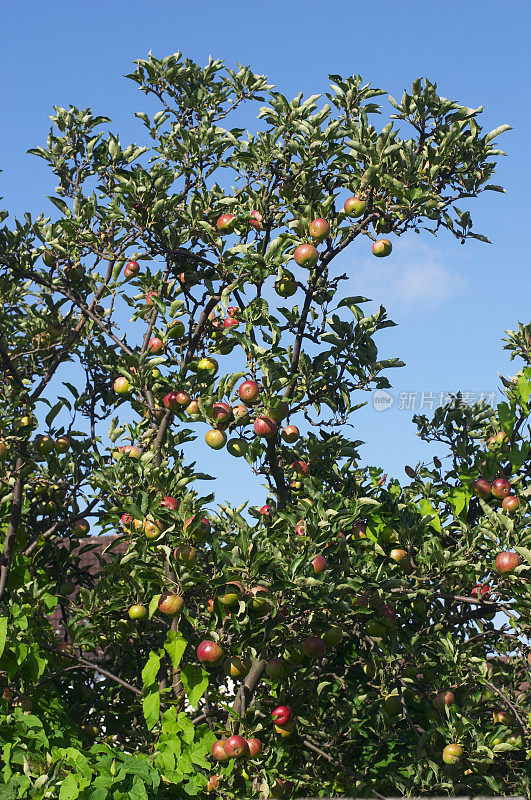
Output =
[
  {"x1": 206, "y1": 775, "x2": 219, "y2": 793},
  {"x1": 145, "y1": 291, "x2": 159, "y2": 305},
  {"x1": 433, "y1": 690, "x2": 455, "y2": 710},
  {"x1": 223, "y1": 734, "x2": 248, "y2": 759},
  {"x1": 293, "y1": 243, "x2": 319, "y2": 268},
  {"x1": 114, "y1": 377, "x2": 132, "y2": 396},
  {"x1": 309, "y1": 218, "x2": 330, "y2": 241},
  {"x1": 253, "y1": 416, "x2": 278, "y2": 439},
  {"x1": 473, "y1": 478, "x2": 492, "y2": 499},
  {"x1": 197, "y1": 640, "x2": 224, "y2": 665},
  {"x1": 246, "y1": 737, "x2": 262, "y2": 757},
  {"x1": 380, "y1": 603, "x2": 397, "y2": 625},
  {"x1": 272, "y1": 705, "x2": 292, "y2": 725},
  {"x1": 495, "y1": 551, "x2": 521, "y2": 574},
  {"x1": 471, "y1": 583, "x2": 490, "y2": 598},
  {"x1": 143, "y1": 519, "x2": 163, "y2": 538},
  {"x1": 295, "y1": 520, "x2": 306, "y2": 536},
  {"x1": 344, "y1": 196, "x2": 367, "y2": 217},
  {"x1": 211, "y1": 740, "x2": 229, "y2": 763},
  {"x1": 312, "y1": 555, "x2": 328, "y2": 574},
  {"x1": 302, "y1": 635, "x2": 326, "y2": 658},
  {"x1": 281, "y1": 425, "x2": 299, "y2": 443},
  {"x1": 371, "y1": 239, "x2": 392, "y2": 257},
  {"x1": 216, "y1": 213, "x2": 235, "y2": 233},
  {"x1": 124, "y1": 260, "x2": 140, "y2": 278},
  {"x1": 212, "y1": 402, "x2": 232, "y2": 423},
  {"x1": 184, "y1": 514, "x2": 211, "y2": 542},
  {"x1": 502, "y1": 495, "x2": 520, "y2": 513},
  {"x1": 121, "y1": 513, "x2": 134, "y2": 530},
  {"x1": 147, "y1": 337, "x2": 164, "y2": 354},
  {"x1": 0, "y1": 441, "x2": 7, "y2": 461},
  {"x1": 291, "y1": 460, "x2": 309, "y2": 477},
  {"x1": 491, "y1": 478, "x2": 511, "y2": 499},
  {"x1": 160, "y1": 496, "x2": 179, "y2": 511},
  {"x1": 157, "y1": 592, "x2": 184, "y2": 617},
  {"x1": 249, "y1": 210, "x2": 262, "y2": 229},
  {"x1": 259, "y1": 505, "x2": 271, "y2": 516},
  {"x1": 238, "y1": 380, "x2": 260, "y2": 403},
  {"x1": 227, "y1": 306, "x2": 239, "y2": 317},
  {"x1": 223, "y1": 317, "x2": 239, "y2": 329}
]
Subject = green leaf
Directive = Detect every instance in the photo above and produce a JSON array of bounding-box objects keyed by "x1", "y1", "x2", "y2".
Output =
[
  {"x1": 418, "y1": 499, "x2": 442, "y2": 532},
  {"x1": 497, "y1": 401, "x2": 515, "y2": 435},
  {"x1": 0, "y1": 615, "x2": 7, "y2": 658},
  {"x1": 142, "y1": 651, "x2": 161, "y2": 689},
  {"x1": 142, "y1": 688, "x2": 161, "y2": 731},
  {"x1": 59, "y1": 773, "x2": 80, "y2": 800},
  {"x1": 164, "y1": 630, "x2": 187, "y2": 670},
  {"x1": 180, "y1": 663, "x2": 209, "y2": 709},
  {"x1": 485, "y1": 124, "x2": 512, "y2": 143}
]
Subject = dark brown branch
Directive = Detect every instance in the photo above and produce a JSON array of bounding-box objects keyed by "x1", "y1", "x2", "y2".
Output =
[{"x1": 483, "y1": 678, "x2": 529, "y2": 736}]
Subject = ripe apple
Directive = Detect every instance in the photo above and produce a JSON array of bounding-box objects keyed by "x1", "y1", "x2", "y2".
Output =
[
  {"x1": 323, "y1": 626, "x2": 342, "y2": 647},
  {"x1": 502, "y1": 495, "x2": 520, "y2": 513},
  {"x1": 174, "y1": 544, "x2": 197, "y2": 566},
  {"x1": 232, "y1": 404, "x2": 250, "y2": 425},
  {"x1": 495, "y1": 430, "x2": 507, "y2": 444},
  {"x1": 253, "y1": 416, "x2": 278, "y2": 438},
  {"x1": 227, "y1": 438, "x2": 248, "y2": 457},
  {"x1": 121, "y1": 513, "x2": 134, "y2": 531},
  {"x1": 344, "y1": 196, "x2": 367, "y2": 217},
  {"x1": 295, "y1": 520, "x2": 306, "y2": 536},
  {"x1": 197, "y1": 640, "x2": 224, "y2": 666},
  {"x1": 495, "y1": 551, "x2": 521, "y2": 574},
  {"x1": 206, "y1": 775, "x2": 219, "y2": 793},
  {"x1": 145, "y1": 291, "x2": 159, "y2": 305},
  {"x1": 128, "y1": 603, "x2": 147, "y2": 621},
  {"x1": 0, "y1": 441, "x2": 7, "y2": 461},
  {"x1": 55, "y1": 436, "x2": 70, "y2": 453},
  {"x1": 72, "y1": 519, "x2": 90, "y2": 536},
  {"x1": 238, "y1": 380, "x2": 260, "y2": 403},
  {"x1": 197, "y1": 357, "x2": 218, "y2": 375},
  {"x1": 312, "y1": 555, "x2": 328, "y2": 574},
  {"x1": 275, "y1": 273, "x2": 297, "y2": 298},
  {"x1": 491, "y1": 477, "x2": 511, "y2": 499},
  {"x1": 471, "y1": 583, "x2": 490, "y2": 598},
  {"x1": 216, "y1": 213, "x2": 235, "y2": 233},
  {"x1": 223, "y1": 317, "x2": 239, "y2": 329},
  {"x1": 493, "y1": 709, "x2": 514, "y2": 725},
  {"x1": 433, "y1": 690, "x2": 455, "y2": 710},
  {"x1": 293, "y1": 243, "x2": 319, "y2": 268},
  {"x1": 147, "y1": 337, "x2": 165, "y2": 354},
  {"x1": 114, "y1": 377, "x2": 132, "y2": 396},
  {"x1": 160, "y1": 496, "x2": 179, "y2": 511},
  {"x1": 144, "y1": 519, "x2": 163, "y2": 538},
  {"x1": 246, "y1": 737, "x2": 262, "y2": 757},
  {"x1": 389, "y1": 548, "x2": 408, "y2": 563},
  {"x1": 291, "y1": 460, "x2": 309, "y2": 477},
  {"x1": 212, "y1": 402, "x2": 232, "y2": 423},
  {"x1": 302, "y1": 635, "x2": 326, "y2": 658},
  {"x1": 158, "y1": 592, "x2": 184, "y2": 617},
  {"x1": 224, "y1": 656, "x2": 250, "y2": 678},
  {"x1": 281, "y1": 425, "x2": 299, "y2": 443},
  {"x1": 224, "y1": 735, "x2": 248, "y2": 758},
  {"x1": 371, "y1": 239, "x2": 392, "y2": 257},
  {"x1": 442, "y1": 743, "x2": 463, "y2": 764},
  {"x1": 163, "y1": 392, "x2": 179, "y2": 410},
  {"x1": 183, "y1": 515, "x2": 211, "y2": 543},
  {"x1": 211, "y1": 740, "x2": 229, "y2": 763},
  {"x1": 124, "y1": 260, "x2": 140, "y2": 278},
  {"x1": 205, "y1": 429, "x2": 227, "y2": 449},
  {"x1": 186, "y1": 399, "x2": 200, "y2": 416},
  {"x1": 122, "y1": 445, "x2": 141, "y2": 459},
  {"x1": 266, "y1": 658, "x2": 286, "y2": 681},
  {"x1": 168, "y1": 319, "x2": 185, "y2": 340},
  {"x1": 249, "y1": 210, "x2": 262, "y2": 229},
  {"x1": 272, "y1": 705, "x2": 292, "y2": 725},
  {"x1": 259, "y1": 505, "x2": 271, "y2": 516},
  {"x1": 309, "y1": 218, "x2": 330, "y2": 241},
  {"x1": 380, "y1": 604, "x2": 397, "y2": 626},
  {"x1": 473, "y1": 477, "x2": 492, "y2": 499}
]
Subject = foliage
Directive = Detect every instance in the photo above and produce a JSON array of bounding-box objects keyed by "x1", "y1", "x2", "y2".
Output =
[{"x1": 0, "y1": 52, "x2": 526, "y2": 799}]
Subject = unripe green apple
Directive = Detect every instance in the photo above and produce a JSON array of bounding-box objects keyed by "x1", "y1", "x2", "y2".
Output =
[
  {"x1": 442, "y1": 743, "x2": 463, "y2": 764},
  {"x1": 382, "y1": 694, "x2": 401, "y2": 716},
  {"x1": 197, "y1": 357, "x2": 218, "y2": 375},
  {"x1": 128, "y1": 603, "x2": 148, "y2": 621},
  {"x1": 227, "y1": 438, "x2": 248, "y2": 457},
  {"x1": 168, "y1": 319, "x2": 185, "y2": 340},
  {"x1": 275, "y1": 274, "x2": 297, "y2": 298}
]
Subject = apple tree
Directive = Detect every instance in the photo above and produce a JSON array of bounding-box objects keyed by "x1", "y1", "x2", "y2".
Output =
[{"x1": 0, "y1": 52, "x2": 525, "y2": 799}]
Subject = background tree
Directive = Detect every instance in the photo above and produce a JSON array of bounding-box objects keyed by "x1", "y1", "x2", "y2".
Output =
[{"x1": 1, "y1": 52, "x2": 526, "y2": 799}]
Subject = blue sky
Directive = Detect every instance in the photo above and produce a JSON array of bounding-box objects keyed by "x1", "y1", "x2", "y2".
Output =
[{"x1": 3, "y1": 0, "x2": 530, "y2": 508}]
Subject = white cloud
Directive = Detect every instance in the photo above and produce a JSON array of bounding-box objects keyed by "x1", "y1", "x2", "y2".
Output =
[{"x1": 346, "y1": 239, "x2": 466, "y2": 314}]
